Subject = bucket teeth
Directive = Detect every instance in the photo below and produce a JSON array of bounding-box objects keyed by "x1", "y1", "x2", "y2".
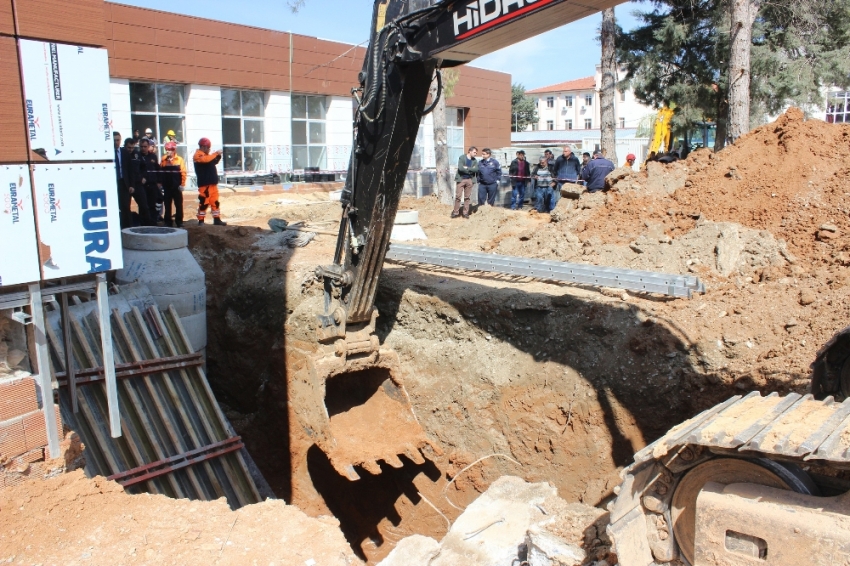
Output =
[
  {"x1": 405, "y1": 446, "x2": 426, "y2": 465},
  {"x1": 384, "y1": 454, "x2": 405, "y2": 469},
  {"x1": 333, "y1": 461, "x2": 361, "y2": 481},
  {"x1": 361, "y1": 460, "x2": 383, "y2": 475}
]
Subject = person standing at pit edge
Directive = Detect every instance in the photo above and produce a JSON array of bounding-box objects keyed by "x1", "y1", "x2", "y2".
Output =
[
  {"x1": 451, "y1": 146, "x2": 478, "y2": 219},
  {"x1": 160, "y1": 141, "x2": 186, "y2": 227},
  {"x1": 508, "y1": 150, "x2": 531, "y2": 210},
  {"x1": 477, "y1": 148, "x2": 502, "y2": 207},
  {"x1": 193, "y1": 137, "x2": 227, "y2": 226}
]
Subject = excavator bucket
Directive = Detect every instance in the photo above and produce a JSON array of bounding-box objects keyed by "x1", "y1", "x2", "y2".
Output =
[{"x1": 291, "y1": 345, "x2": 439, "y2": 481}]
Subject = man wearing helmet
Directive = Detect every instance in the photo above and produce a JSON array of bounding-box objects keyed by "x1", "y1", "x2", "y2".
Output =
[
  {"x1": 193, "y1": 137, "x2": 226, "y2": 226},
  {"x1": 161, "y1": 141, "x2": 187, "y2": 227}
]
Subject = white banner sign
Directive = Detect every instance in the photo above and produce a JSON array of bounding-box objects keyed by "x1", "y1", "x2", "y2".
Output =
[
  {"x1": 0, "y1": 165, "x2": 41, "y2": 287},
  {"x1": 32, "y1": 164, "x2": 122, "y2": 280},
  {"x1": 19, "y1": 40, "x2": 113, "y2": 162}
]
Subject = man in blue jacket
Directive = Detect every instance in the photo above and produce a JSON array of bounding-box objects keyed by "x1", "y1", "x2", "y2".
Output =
[
  {"x1": 553, "y1": 146, "x2": 581, "y2": 209},
  {"x1": 477, "y1": 148, "x2": 502, "y2": 207},
  {"x1": 581, "y1": 150, "x2": 616, "y2": 193}
]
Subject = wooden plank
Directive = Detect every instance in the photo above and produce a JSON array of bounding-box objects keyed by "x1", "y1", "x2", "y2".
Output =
[
  {"x1": 152, "y1": 307, "x2": 248, "y2": 508},
  {"x1": 164, "y1": 306, "x2": 262, "y2": 504}
]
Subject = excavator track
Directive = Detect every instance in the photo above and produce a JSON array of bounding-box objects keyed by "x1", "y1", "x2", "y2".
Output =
[{"x1": 608, "y1": 391, "x2": 850, "y2": 565}]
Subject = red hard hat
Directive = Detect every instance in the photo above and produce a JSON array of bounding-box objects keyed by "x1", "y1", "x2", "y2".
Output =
[
  {"x1": 165, "y1": 141, "x2": 177, "y2": 151},
  {"x1": 198, "y1": 137, "x2": 211, "y2": 147},
  {"x1": 627, "y1": 153, "x2": 636, "y2": 160}
]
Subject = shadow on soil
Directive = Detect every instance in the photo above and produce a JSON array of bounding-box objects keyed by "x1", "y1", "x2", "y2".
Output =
[{"x1": 192, "y1": 227, "x2": 803, "y2": 561}]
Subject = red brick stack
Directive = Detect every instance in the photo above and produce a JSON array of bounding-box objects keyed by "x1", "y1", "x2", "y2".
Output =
[{"x1": 0, "y1": 375, "x2": 64, "y2": 487}]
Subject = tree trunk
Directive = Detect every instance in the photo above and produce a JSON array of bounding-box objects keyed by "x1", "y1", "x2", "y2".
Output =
[
  {"x1": 715, "y1": 88, "x2": 729, "y2": 151},
  {"x1": 431, "y1": 77, "x2": 452, "y2": 205},
  {"x1": 600, "y1": 7, "x2": 618, "y2": 164},
  {"x1": 728, "y1": 0, "x2": 760, "y2": 142}
]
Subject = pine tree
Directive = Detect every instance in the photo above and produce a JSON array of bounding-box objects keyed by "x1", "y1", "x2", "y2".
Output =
[{"x1": 618, "y1": 0, "x2": 850, "y2": 149}]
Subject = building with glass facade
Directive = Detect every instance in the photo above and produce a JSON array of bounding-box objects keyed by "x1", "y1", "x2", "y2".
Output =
[{"x1": 0, "y1": 0, "x2": 512, "y2": 181}]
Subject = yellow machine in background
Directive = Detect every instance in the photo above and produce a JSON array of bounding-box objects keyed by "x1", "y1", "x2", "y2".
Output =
[{"x1": 644, "y1": 106, "x2": 675, "y2": 166}]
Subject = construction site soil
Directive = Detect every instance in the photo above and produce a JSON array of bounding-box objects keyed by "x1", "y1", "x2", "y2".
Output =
[{"x1": 4, "y1": 110, "x2": 849, "y2": 565}]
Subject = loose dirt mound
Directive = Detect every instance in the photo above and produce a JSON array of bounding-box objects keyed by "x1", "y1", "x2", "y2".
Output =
[{"x1": 0, "y1": 471, "x2": 361, "y2": 565}]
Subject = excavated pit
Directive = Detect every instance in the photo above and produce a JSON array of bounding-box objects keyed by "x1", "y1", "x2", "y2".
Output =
[{"x1": 185, "y1": 224, "x2": 758, "y2": 564}]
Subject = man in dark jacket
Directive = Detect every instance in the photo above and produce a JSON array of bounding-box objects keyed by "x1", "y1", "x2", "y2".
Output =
[
  {"x1": 553, "y1": 146, "x2": 582, "y2": 209},
  {"x1": 579, "y1": 152, "x2": 591, "y2": 180},
  {"x1": 116, "y1": 136, "x2": 150, "y2": 228},
  {"x1": 451, "y1": 146, "x2": 478, "y2": 218},
  {"x1": 139, "y1": 138, "x2": 162, "y2": 224},
  {"x1": 477, "y1": 148, "x2": 502, "y2": 207},
  {"x1": 193, "y1": 137, "x2": 226, "y2": 226},
  {"x1": 508, "y1": 150, "x2": 531, "y2": 210},
  {"x1": 582, "y1": 150, "x2": 616, "y2": 193}
]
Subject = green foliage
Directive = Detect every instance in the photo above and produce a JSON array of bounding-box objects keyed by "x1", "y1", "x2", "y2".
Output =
[
  {"x1": 443, "y1": 68, "x2": 460, "y2": 99},
  {"x1": 511, "y1": 84, "x2": 538, "y2": 132},
  {"x1": 618, "y1": 0, "x2": 850, "y2": 136}
]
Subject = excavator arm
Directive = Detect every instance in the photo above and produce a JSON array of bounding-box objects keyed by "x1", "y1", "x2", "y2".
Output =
[
  {"x1": 318, "y1": 0, "x2": 623, "y2": 340},
  {"x1": 297, "y1": 0, "x2": 622, "y2": 481}
]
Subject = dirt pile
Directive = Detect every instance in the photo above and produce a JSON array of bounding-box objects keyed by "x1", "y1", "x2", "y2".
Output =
[{"x1": 0, "y1": 470, "x2": 361, "y2": 565}]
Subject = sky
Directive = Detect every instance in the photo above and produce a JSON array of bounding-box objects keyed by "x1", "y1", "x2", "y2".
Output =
[{"x1": 112, "y1": 0, "x2": 646, "y2": 90}]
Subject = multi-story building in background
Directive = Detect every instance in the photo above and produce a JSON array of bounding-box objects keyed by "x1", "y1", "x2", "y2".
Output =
[{"x1": 526, "y1": 67, "x2": 653, "y2": 133}]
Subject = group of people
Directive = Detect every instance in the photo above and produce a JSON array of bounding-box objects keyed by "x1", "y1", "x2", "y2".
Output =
[
  {"x1": 450, "y1": 145, "x2": 620, "y2": 217},
  {"x1": 113, "y1": 133, "x2": 227, "y2": 229}
]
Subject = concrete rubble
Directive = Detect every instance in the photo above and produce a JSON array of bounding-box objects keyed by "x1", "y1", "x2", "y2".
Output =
[{"x1": 378, "y1": 476, "x2": 612, "y2": 566}]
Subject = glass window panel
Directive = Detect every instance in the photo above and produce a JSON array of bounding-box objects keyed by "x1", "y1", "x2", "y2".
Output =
[
  {"x1": 158, "y1": 116, "x2": 184, "y2": 144},
  {"x1": 244, "y1": 120, "x2": 264, "y2": 144},
  {"x1": 445, "y1": 108, "x2": 457, "y2": 127},
  {"x1": 244, "y1": 147, "x2": 265, "y2": 171},
  {"x1": 223, "y1": 118, "x2": 242, "y2": 145},
  {"x1": 130, "y1": 83, "x2": 156, "y2": 113},
  {"x1": 307, "y1": 96, "x2": 327, "y2": 120},
  {"x1": 292, "y1": 146, "x2": 309, "y2": 169},
  {"x1": 292, "y1": 121, "x2": 307, "y2": 144},
  {"x1": 224, "y1": 147, "x2": 243, "y2": 172},
  {"x1": 242, "y1": 91, "x2": 264, "y2": 117},
  {"x1": 308, "y1": 122, "x2": 325, "y2": 144},
  {"x1": 292, "y1": 95, "x2": 307, "y2": 119},
  {"x1": 309, "y1": 146, "x2": 327, "y2": 169},
  {"x1": 221, "y1": 89, "x2": 241, "y2": 116},
  {"x1": 176, "y1": 146, "x2": 188, "y2": 164},
  {"x1": 448, "y1": 147, "x2": 463, "y2": 166},
  {"x1": 131, "y1": 115, "x2": 157, "y2": 141},
  {"x1": 157, "y1": 84, "x2": 184, "y2": 113},
  {"x1": 448, "y1": 128, "x2": 463, "y2": 148},
  {"x1": 456, "y1": 109, "x2": 464, "y2": 127}
]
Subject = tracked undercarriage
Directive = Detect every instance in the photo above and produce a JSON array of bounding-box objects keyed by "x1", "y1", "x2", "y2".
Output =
[{"x1": 608, "y1": 391, "x2": 850, "y2": 565}]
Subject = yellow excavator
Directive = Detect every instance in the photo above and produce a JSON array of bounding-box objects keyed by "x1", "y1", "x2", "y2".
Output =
[
  {"x1": 289, "y1": 1, "x2": 850, "y2": 563},
  {"x1": 644, "y1": 105, "x2": 675, "y2": 166}
]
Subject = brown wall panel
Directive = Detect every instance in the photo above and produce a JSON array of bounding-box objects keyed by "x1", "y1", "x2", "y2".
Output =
[
  {"x1": 0, "y1": 0, "x2": 13, "y2": 36},
  {"x1": 103, "y1": 4, "x2": 509, "y2": 144},
  {"x1": 0, "y1": 37, "x2": 28, "y2": 163},
  {"x1": 15, "y1": 0, "x2": 105, "y2": 46}
]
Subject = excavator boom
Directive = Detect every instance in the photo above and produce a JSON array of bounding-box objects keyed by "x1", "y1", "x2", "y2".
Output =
[{"x1": 293, "y1": 0, "x2": 622, "y2": 481}]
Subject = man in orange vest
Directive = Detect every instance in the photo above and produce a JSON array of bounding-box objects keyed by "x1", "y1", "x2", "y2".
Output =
[{"x1": 193, "y1": 137, "x2": 226, "y2": 226}]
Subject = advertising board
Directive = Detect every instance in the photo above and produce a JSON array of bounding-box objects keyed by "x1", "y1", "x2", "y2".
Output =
[
  {"x1": 18, "y1": 40, "x2": 113, "y2": 162},
  {"x1": 31, "y1": 164, "x2": 122, "y2": 280},
  {"x1": 0, "y1": 165, "x2": 41, "y2": 287}
]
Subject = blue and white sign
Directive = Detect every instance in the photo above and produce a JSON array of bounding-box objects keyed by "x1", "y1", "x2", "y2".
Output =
[
  {"x1": 32, "y1": 164, "x2": 122, "y2": 280},
  {"x1": 19, "y1": 40, "x2": 113, "y2": 161},
  {"x1": 0, "y1": 165, "x2": 41, "y2": 287}
]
